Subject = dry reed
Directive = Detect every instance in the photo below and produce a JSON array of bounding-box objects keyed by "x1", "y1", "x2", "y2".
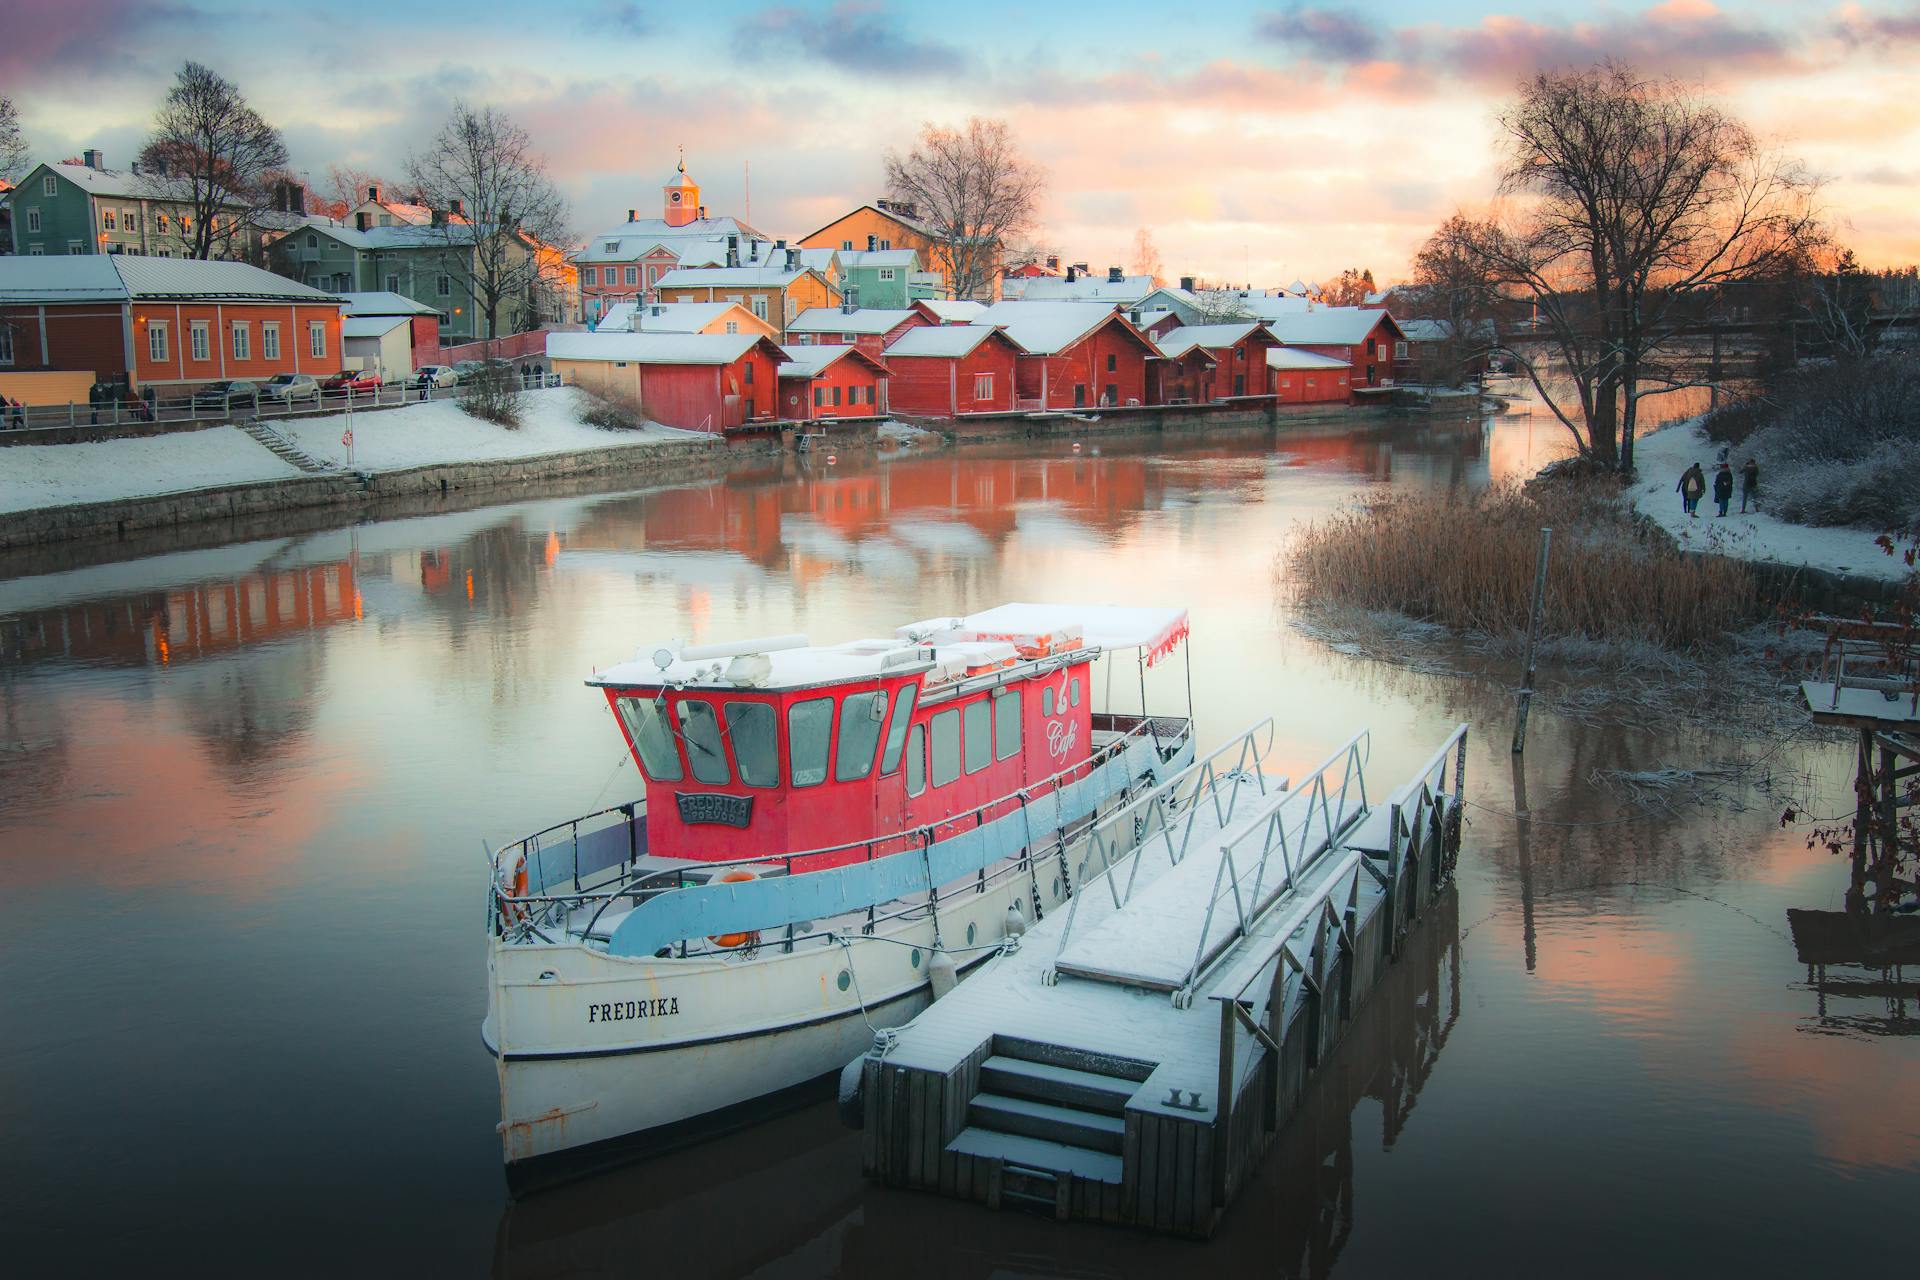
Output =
[{"x1": 1286, "y1": 481, "x2": 1759, "y2": 651}]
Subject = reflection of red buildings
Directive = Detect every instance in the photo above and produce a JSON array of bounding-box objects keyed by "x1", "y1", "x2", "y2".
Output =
[{"x1": 8, "y1": 563, "x2": 359, "y2": 666}]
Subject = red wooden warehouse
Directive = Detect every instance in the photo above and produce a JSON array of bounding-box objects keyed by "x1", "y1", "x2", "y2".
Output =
[
  {"x1": 547, "y1": 331, "x2": 788, "y2": 432},
  {"x1": 1264, "y1": 307, "x2": 1405, "y2": 391},
  {"x1": 786, "y1": 306, "x2": 925, "y2": 358},
  {"x1": 1150, "y1": 322, "x2": 1278, "y2": 401},
  {"x1": 977, "y1": 301, "x2": 1157, "y2": 410},
  {"x1": 776, "y1": 343, "x2": 891, "y2": 420},
  {"x1": 882, "y1": 324, "x2": 1026, "y2": 417},
  {"x1": 1266, "y1": 347, "x2": 1352, "y2": 403}
]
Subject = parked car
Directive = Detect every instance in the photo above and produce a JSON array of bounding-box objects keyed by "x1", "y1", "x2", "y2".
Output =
[
  {"x1": 320, "y1": 369, "x2": 384, "y2": 393},
  {"x1": 409, "y1": 365, "x2": 458, "y2": 389},
  {"x1": 192, "y1": 380, "x2": 261, "y2": 411},
  {"x1": 451, "y1": 360, "x2": 486, "y2": 383},
  {"x1": 258, "y1": 373, "x2": 321, "y2": 404}
]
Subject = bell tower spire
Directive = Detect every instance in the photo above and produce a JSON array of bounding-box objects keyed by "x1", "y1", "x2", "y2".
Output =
[{"x1": 663, "y1": 148, "x2": 699, "y2": 228}]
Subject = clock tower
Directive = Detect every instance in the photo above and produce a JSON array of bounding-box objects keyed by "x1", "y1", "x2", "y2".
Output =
[{"x1": 663, "y1": 150, "x2": 699, "y2": 228}]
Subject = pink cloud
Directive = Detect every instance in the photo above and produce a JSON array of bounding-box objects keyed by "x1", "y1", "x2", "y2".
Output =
[{"x1": 0, "y1": 0, "x2": 198, "y2": 86}]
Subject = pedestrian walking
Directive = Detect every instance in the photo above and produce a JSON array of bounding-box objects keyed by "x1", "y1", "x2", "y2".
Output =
[
  {"x1": 1713, "y1": 462, "x2": 1734, "y2": 517},
  {"x1": 87, "y1": 382, "x2": 101, "y2": 426},
  {"x1": 1677, "y1": 462, "x2": 1706, "y2": 516},
  {"x1": 1740, "y1": 458, "x2": 1759, "y2": 513}
]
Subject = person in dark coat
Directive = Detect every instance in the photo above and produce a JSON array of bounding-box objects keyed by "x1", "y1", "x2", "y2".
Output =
[
  {"x1": 87, "y1": 382, "x2": 102, "y2": 426},
  {"x1": 1712, "y1": 462, "x2": 1734, "y2": 517},
  {"x1": 1740, "y1": 458, "x2": 1759, "y2": 513},
  {"x1": 1677, "y1": 462, "x2": 1706, "y2": 516}
]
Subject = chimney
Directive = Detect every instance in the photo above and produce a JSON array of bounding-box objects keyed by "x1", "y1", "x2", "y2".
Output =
[
  {"x1": 449, "y1": 199, "x2": 463, "y2": 217},
  {"x1": 355, "y1": 211, "x2": 370, "y2": 232},
  {"x1": 696, "y1": 205, "x2": 706, "y2": 219},
  {"x1": 775, "y1": 238, "x2": 786, "y2": 250},
  {"x1": 867, "y1": 234, "x2": 877, "y2": 252},
  {"x1": 1066, "y1": 266, "x2": 1077, "y2": 282},
  {"x1": 1129, "y1": 308, "x2": 1141, "y2": 325},
  {"x1": 1179, "y1": 275, "x2": 1195, "y2": 293},
  {"x1": 1046, "y1": 255, "x2": 1059, "y2": 270},
  {"x1": 83, "y1": 149, "x2": 104, "y2": 170},
  {"x1": 368, "y1": 184, "x2": 380, "y2": 203},
  {"x1": 726, "y1": 234, "x2": 739, "y2": 268},
  {"x1": 785, "y1": 247, "x2": 797, "y2": 270},
  {"x1": 130, "y1": 160, "x2": 142, "y2": 177},
  {"x1": 626, "y1": 208, "x2": 636, "y2": 222},
  {"x1": 1072, "y1": 262, "x2": 1088, "y2": 275},
  {"x1": 748, "y1": 240, "x2": 759, "y2": 262},
  {"x1": 1108, "y1": 266, "x2": 1124, "y2": 283}
]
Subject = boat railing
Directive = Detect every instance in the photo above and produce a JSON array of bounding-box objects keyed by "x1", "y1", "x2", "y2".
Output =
[
  {"x1": 1046, "y1": 718, "x2": 1279, "y2": 965},
  {"x1": 488, "y1": 712, "x2": 1192, "y2": 946}
]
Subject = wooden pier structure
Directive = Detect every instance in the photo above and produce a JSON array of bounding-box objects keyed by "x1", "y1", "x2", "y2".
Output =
[{"x1": 849, "y1": 722, "x2": 1467, "y2": 1237}]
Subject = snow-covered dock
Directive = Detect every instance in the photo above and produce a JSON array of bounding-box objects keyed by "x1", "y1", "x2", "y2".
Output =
[{"x1": 850, "y1": 722, "x2": 1467, "y2": 1237}]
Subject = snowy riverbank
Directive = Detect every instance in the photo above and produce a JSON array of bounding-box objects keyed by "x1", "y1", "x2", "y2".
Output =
[
  {"x1": 1631, "y1": 419, "x2": 1909, "y2": 582},
  {"x1": 0, "y1": 389, "x2": 704, "y2": 515}
]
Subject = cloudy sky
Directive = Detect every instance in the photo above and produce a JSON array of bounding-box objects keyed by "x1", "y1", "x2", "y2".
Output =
[{"x1": 8, "y1": 0, "x2": 1919, "y2": 283}]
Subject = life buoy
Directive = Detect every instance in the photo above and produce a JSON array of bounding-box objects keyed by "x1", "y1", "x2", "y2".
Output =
[
  {"x1": 710, "y1": 868, "x2": 760, "y2": 948},
  {"x1": 499, "y1": 856, "x2": 530, "y2": 926}
]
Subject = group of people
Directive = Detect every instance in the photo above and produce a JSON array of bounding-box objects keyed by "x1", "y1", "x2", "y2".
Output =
[{"x1": 1677, "y1": 457, "x2": 1759, "y2": 518}]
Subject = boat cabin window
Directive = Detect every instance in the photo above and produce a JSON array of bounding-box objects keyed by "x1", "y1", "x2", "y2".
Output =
[
  {"x1": 616, "y1": 695, "x2": 682, "y2": 782},
  {"x1": 879, "y1": 685, "x2": 917, "y2": 774},
  {"x1": 724, "y1": 701, "x2": 778, "y2": 787},
  {"x1": 788, "y1": 697, "x2": 833, "y2": 787},
  {"x1": 930, "y1": 708, "x2": 961, "y2": 788},
  {"x1": 1070, "y1": 678, "x2": 1081, "y2": 708},
  {"x1": 906, "y1": 724, "x2": 926, "y2": 795},
  {"x1": 835, "y1": 691, "x2": 887, "y2": 782},
  {"x1": 995, "y1": 688, "x2": 1022, "y2": 761},
  {"x1": 676, "y1": 699, "x2": 731, "y2": 785},
  {"x1": 1042, "y1": 686, "x2": 1055, "y2": 716},
  {"x1": 963, "y1": 698, "x2": 991, "y2": 775}
]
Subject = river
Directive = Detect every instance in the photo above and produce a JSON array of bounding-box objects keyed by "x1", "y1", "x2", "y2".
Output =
[{"x1": 1, "y1": 402, "x2": 1910, "y2": 1276}]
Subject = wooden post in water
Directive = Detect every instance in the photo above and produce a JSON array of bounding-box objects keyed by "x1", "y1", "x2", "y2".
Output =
[{"x1": 1511, "y1": 528, "x2": 1552, "y2": 754}]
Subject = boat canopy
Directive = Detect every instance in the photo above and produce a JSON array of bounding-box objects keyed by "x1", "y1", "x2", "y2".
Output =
[{"x1": 900, "y1": 602, "x2": 1190, "y2": 668}]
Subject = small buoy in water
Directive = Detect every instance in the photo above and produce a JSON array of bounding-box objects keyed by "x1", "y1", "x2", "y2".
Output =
[
  {"x1": 1090, "y1": 445, "x2": 1100, "y2": 456},
  {"x1": 928, "y1": 950, "x2": 958, "y2": 1000},
  {"x1": 1072, "y1": 441, "x2": 1081, "y2": 451},
  {"x1": 1004, "y1": 903, "x2": 1028, "y2": 939},
  {"x1": 826, "y1": 453, "x2": 837, "y2": 465}
]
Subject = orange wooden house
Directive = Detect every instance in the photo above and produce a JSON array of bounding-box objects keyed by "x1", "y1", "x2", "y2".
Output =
[
  {"x1": 799, "y1": 200, "x2": 1000, "y2": 301},
  {"x1": 652, "y1": 252, "x2": 838, "y2": 339}
]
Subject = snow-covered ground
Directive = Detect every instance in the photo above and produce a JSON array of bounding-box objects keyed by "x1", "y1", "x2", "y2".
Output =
[
  {"x1": 1631, "y1": 419, "x2": 1909, "y2": 582},
  {"x1": 279, "y1": 386, "x2": 705, "y2": 470},
  {"x1": 0, "y1": 388, "x2": 708, "y2": 515},
  {"x1": 0, "y1": 427, "x2": 300, "y2": 514}
]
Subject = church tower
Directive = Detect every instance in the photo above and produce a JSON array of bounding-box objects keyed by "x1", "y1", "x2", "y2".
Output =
[{"x1": 663, "y1": 149, "x2": 700, "y2": 228}]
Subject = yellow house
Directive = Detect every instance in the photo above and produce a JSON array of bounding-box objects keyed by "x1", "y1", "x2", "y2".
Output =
[
  {"x1": 652, "y1": 261, "x2": 838, "y2": 340},
  {"x1": 595, "y1": 300, "x2": 776, "y2": 338},
  {"x1": 798, "y1": 200, "x2": 1001, "y2": 302}
]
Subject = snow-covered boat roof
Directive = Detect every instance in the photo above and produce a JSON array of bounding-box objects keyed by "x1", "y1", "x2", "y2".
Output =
[{"x1": 901, "y1": 603, "x2": 1189, "y2": 667}]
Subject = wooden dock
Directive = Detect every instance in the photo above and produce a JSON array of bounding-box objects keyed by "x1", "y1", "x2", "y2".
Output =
[{"x1": 849, "y1": 723, "x2": 1467, "y2": 1236}]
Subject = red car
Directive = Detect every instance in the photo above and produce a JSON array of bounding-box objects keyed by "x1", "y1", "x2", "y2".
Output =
[{"x1": 320, "y1": 369, "x2": 383, "y2": 393}]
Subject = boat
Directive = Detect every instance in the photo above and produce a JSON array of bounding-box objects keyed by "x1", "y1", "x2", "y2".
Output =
[{"x1": 483, "y1": 602, "x2": 1197, "y2": 1191}]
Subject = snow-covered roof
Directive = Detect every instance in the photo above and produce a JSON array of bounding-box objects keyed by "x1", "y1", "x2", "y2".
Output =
[
  {"x1": 1266, "y1": 347, "x2": 1352, "y2": 371},
  {"x1": 1193, "y1": 290, "x2": 1313, "y2": 321},
  {"x1": 788, "y1": 306, "x2": 917, "y2": 335},
  {"x1": 884, "y1": 324, "x2": 1020, "y2": 358},
  {"x1": 775, "y1": 344, "x2": 887, "y2": 378},
  {"x1": 917, "y1": 299, "x2": 986, "y2": 323},
  {"x1": 0, "y1": 255, "x2": 339, "y2": 303},
  {"x1": 1286, "y1": 279, "x2": 1312, "y2": 296},
  {"x1": 342, "y1": 315, "x2": 410, "y2": 339},
  {"x1": 35, "y1": 161, "x2": 246, "y2": 205},
  {"x1": 1009, "y1": 273, "x2": 1158, "y2": 304},
  {"x1": 575, "y1": 216, "x2": 766, "y2": 263},
  {"x1": 655, "y1": 264, "x2": 818, "y2": 289},
  {"x1": 837, "y1": 249, "x2": 921, "y2": 269},
  {"x1": 546, "y1": 331, "x2": 782, "y2": 365},
  {"x1": 597, "y1": 301, "x2": 762, "y2": 333},
  {"x1": 1264, "y1": 307, "x2": 1394, "y2": 345},
  {"x1": 976, "y1": 300, "x2": 1144, "y2": 356},
  {"x1": 1397, "y1": 317, "x2": 1496, "y2": 344},
  {"x1": 1153, "y1": 322, "x2": 1264, "y2": 358},
  {"x1": 902, "y1": 603, "x2": 1190, "y2": 667},
  {"x1": 591, "y1": 638, "x2": 925, "y2": 693},
  {"x1": 340, "y1": 291, "x2": 437, "y2": 317}
]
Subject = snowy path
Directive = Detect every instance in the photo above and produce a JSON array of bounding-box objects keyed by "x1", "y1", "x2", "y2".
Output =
[{"x1": 1631, "y1": 421, "x2": 1909, "y2": 582}]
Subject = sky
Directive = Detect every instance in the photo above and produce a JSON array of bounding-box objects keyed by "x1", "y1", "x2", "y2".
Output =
[{"x1": 7, "y1": 0, "x2": 1920, "y2": 284}]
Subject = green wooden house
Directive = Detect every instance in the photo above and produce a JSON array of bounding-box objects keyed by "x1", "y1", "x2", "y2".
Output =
[
  {"x1": 268, "y1": 218, "x2": 509, "y2": 345},
  {"x1": 6, "y1": 153, "x2": 264, "y2": 260},
  {"x1": 834, "y1": 248, "x2": 940, "y2": 310}
]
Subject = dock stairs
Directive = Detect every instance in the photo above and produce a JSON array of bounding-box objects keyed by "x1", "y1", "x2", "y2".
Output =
[
  {"x1": 946, "y1": 1041, "x2": 1150, "y2": 1212},
  {"x1": 239, "y1": 420, "x2": 334, "y2": 474}
]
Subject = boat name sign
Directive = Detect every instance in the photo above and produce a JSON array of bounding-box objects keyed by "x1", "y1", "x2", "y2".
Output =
[
  {"x1": 676, "y1": 792, "x2": 755, "y2": 827},
  {"x1": 588, "y1": 997, "x2": 682, "y2": 1024}
]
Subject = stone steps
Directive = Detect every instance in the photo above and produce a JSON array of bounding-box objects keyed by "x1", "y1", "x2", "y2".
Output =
[{"x1": 239, "y1": 421, "x2": 334, "y2": 474}]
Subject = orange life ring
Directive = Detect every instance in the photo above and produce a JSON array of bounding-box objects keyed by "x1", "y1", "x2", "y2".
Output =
[
  {"x1": 710, "y1": 868, "x2": 760, "y2": 948},
  {"x1": 499, "y1": 856, "x2": 530, "y2": 926}
]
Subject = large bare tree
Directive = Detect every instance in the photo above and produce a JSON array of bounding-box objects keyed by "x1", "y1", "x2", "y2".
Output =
[
  {"x1": 0, "y1": 97, "x2": 28, "y2": 184},
  {"x1": 137, "y1": 62, "x2": 289, "y2": 260},
  {"x1": 1130, "y1": 228, "x2": 1164, "y2": 286},
  {"x1": 1451, "y1": 62, "x2": 1823, "y2": 470},
  {"x1": 884, "y1": 118, "x2": 1044, "y2": 302},
  {"x1": 1410, "y1": 214, "x2": 1504, "y2": 387},
  {"x1": 406, "y1": 103, "x2": 570, "y2": 343}
]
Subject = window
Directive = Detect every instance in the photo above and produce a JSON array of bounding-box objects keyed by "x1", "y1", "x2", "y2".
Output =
[
  {"x1": 261, "y1": 323, "x2": 280, "y2": 361},
  {"x1": 231, "y1": 322, "x2": 250, "y2": 361},
  {"x1": 905, "y1": 725, "x2": 926, "y2": 795},
  {"x1": 1070, "y1": 677, "x2": 1081, "y2": 708},
  {"x1": 1042, "y1": 686, "x2": 1054, "y2": 717},
  {"x1": 44, "y1": 174, "x2": 57, "y2": 196},
  {"x1": 1367, "y1": 337, "x2": 1377, "y2": 355},
  {"x1": 581, "y1": 266, "x2": 596, "y2": 287},
  {"x1": 878, "y1": 238, "x2": 890, "y2": 250},
  {"x1": 307, "y1": 234, "x2": 318, "y2": 249},
  {"x1": 1395, "y1": 340, "x2": 1409, "y2": 359},
  {"x1": 25, "y1": 208, "x2": 40, "y2": 233},
  {"x1": 813, "y1": 386, "x2": 825, "y2": 408},
  {"x1": 647, "y1": 266, "x2": 659, "y2": 286},
  {"x1": 624, "y1": 266, "x2": 638, "y2": 286},
  {"x1": 963, "y1": 699, "x2": 991, "y2": 774},
  {"x1": 1074, "y1": 384, "x2": 1086, "y2": 407},
  {"x1": 724, "y1": 321, "x2": 738, "y2": 334},
  {"x1": 309, "y1": 321, "x2": 326, "y2": 359},
  {"x1": 675, "y1": 700, "x2": 732, "y2": 785},
  {"x1": 1233, "y1": 374, "x2": 1244, "y2": 396},
  {"x1": 156, "y1": 213, "x2": 169, "y2": 233},
  {"x1": 879, "y1": 686, "x2": 918, "y2": 774},
  {"x1": 125, "y1": 209, "x2": 139, "y2": 233},
  {"x1": 102, "y1": 209, "x2": 116, "y2": 231},
  {"x1": 603, "y1": 241, "x2": 618, "y2": 253},
  {"x1": 1104, "y1": 383, "x2": 1116, "y2": 405},
  {"x1": 67, "y1": 241, "x2": 82, "y2": 255},
  {"x1": 877, "y1": 268, "x2": 895, "y2": 282},
  {"x1": 147, "y1": 322, "x2": 168, "y2": 362},
  {"x1": 0, "y1": 325, "x2": 12, "y2": 366},
  {"x1": 437, "y1": 274, "x2": 450, "y2": 297},
  {"x1": 835, "y1": 691, "x2": 887, "y2": 781},
  {"x1": 724, "y1": 702, "x2": 779, "y2": 787},
  {"x1": 743, "y1": 361, "x2": 754, "y2": 384},
  {"x1": 28, "y1": 245, "x2": 43, "y2": 256},
  {"x1": 385, "y1": 273, "x2": 399, "y2": 292},
  {"x1": 788, "y1": 698, "x2": 833, "y2": 787},
  {"x1": 751, "y1": 296, "x2": 769, "y2": 321},
  {"x1": 830, "y1": 385, "x2": 840, "y2": 407},
  {"x1": 616, "y1": 695, "x2": 682, "y2": 782},
  {"x1": 1106, "y1": 353, "x2": 1116, "y2": 372},
  {"x1": 841, "y1": 240, "x2": 853, "y2": 251},
  {"x1": 994, "y1": 689, "x2": 1022, "y2": 761},
  {"x1": 189, "y1": 321, "x2": 210, "y2": 362},
  {"x1": 930, "y1": 708, "x2": 961, "y2": 787}
]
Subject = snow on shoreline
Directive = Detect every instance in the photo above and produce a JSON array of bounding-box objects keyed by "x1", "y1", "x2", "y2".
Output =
[
  {"x1": 0, "y1": 388, "x2": 708, "y2": 516},
  {"x1": 1631, "y1": 419, "x2": 1909, "y2": 582}
]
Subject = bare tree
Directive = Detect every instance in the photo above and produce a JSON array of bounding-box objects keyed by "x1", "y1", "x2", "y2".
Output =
[
  {"x1": 0, "y1": 97, "x2": 29, "y2": 184},
  {"x1": 319, "y1": 164, "x2": 397, "y2": 219},
  {"x1": 1802, "y1": 246, "x2": 1904, "y2": 361},
  {"x1": 1130, "y1": 228, "x2": 1164, "y2": 285},
  {"x1": 1448, "y1": 62, "x2": 1823, "y2": 470},
  {"x1": 137, "y1": 62, "x2": 289, "y2": 260},
  {"x1": 1411, "y1": 214, "x2": 1504, "y2": 387},
  {"x1": 884, "y1": 118, "x2": 1044, "y2": 301}
]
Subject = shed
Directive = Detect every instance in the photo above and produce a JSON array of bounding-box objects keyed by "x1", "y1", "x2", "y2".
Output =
[
  {"x1": 547, "y1": 331, "x2": 788, "y2": 431},
  {"x1": 1264, "y1": 307, "x2": 1404, "y2": 389},
  {"x1": 776, "y1": 344, "x2": 890, "y2": 420},
  {"x1": 787, "y1": 306, "x2": 925, "y2": 357},
  {"x1": 977, "y1": 301, "x2": 1158, "y2": 410},
  {"x1": 882, "y1": 324, "x2": 1026, "y2": 417},
  {"x1": 1266, "y1": 347, "x2": 1352, "y2": 403},
  {"x1": 912, "y1": 299, "x2": 987, "y2": 325},
  {"x1": 1152, "y1": 322, "x2": 1277, "y2": 401}
]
